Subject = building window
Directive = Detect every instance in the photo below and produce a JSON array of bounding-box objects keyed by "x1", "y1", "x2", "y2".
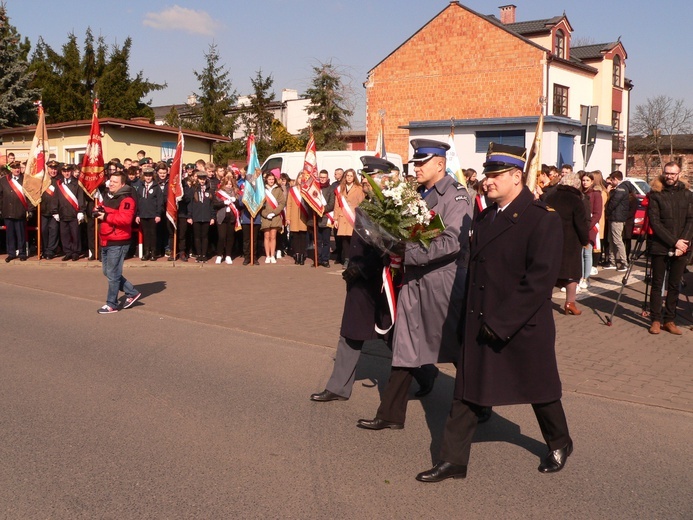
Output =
[
  {"x1": 555, "y1": 30, "x2": 565, "y2": 59},
  {"x1": 613, "y1": 55, "x2": 621, "y2": 87},
  {"x1": 612, "y1": 111, "x2": 620, "y2": 132},
  {"x1": 553, "y1": 84, "x2": 569, "y2": 117},
  {"x1": 475, "y1": 130, "x2": 525, "y2": 153}
]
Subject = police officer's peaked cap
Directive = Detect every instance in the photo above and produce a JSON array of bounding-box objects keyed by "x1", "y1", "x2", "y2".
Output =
[
  {"x1": 46, "y1": 159, "x2": 59, "y2": 168},
  {"x1": 360, "y1": 156, "x2": 398, "y2": 173},
  {"x1": 408, "y1": 139, "x2": 450, "y2": 163},
  {"x1": 482, "y1": 143, "x2": 527, "y2": 175}
]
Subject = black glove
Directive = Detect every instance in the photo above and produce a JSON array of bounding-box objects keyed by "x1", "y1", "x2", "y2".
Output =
[
  {"x1": 478, "y1": 322, "x2": 501, "y2": 344},
  {"x1": 342, "y1": 263, "x2": 365, "y2": 284}
]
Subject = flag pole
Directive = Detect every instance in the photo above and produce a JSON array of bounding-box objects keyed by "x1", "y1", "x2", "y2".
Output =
[
  {"x1": 37, "y1": 203, "x2": 42, "y2": 261},
  {"x1": 94, "y1": 210, "x2": 99, "y2": 261},
  {"x1": 312, "y1": 214, "x2": 318, "y2": 268},
  {"x1": 172, "y1": 229, "x2": 178, "y2": 263},
  {"x1": 250, "y1": 219, "x2": 255, "y2": 265}
]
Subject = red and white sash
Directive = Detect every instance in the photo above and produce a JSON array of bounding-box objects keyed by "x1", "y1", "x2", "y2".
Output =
[
  {"x1": 58, "y1": 180, "x2": 80, "y2": 212},
  {"x1": 475, "y1": 194, "x2": 487, "y2": 214},
  {"x1": 290, "y1": 186, "x2": 310, "y2": 219},
  {"x1": 375, "y1": 267, "x2": 397, "y2": 335},
  {"x1": 9, "y1": 177, "x2": 28, "y2": 209},
  {"x1": 265, "y1": 187, "x2": 279, "y2": 210},
  {"x1": 45, "y1": 185, "x2": 56, "y2": 197},
  {"x1": 335, "y1": 185, "x2": 356, "y2": 227},
  {"x1": 215, "y1": 189, "x2": 242, "y2": 230}
]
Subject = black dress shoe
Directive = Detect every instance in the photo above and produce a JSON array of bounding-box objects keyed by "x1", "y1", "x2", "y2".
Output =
[
  {"x1": 538, "y1": 440, "x2": 573, "y2": 473},
  {"x1": 356, "y1": 418, "x2": 404, "y2": 430},
  {"x1": 72, "y1": 254, "x2": 79, "y2": 261},
  {"x1": 415, "y1": 366, "x2": 439, "y2": 397},
  {"x1": 416, "y1": 461, "x2": 467, "y2": 483},
  {"x1": 476, "y1": 406, "x2": 493, "y2": 424},
  {"x1": 19, "y1": 255, "x2": 27, "y2": 261},
  {"x1": 141, "y1": 254, "x2": 149, "y2": 261},
  {"x1": 310, "y1": 390, "x2": 348, "y2": 402},
  {"x1": 319, "y1": 261, "x2": 330, "y2": 268},
  {"x1": 62, "y1": 254, "x2": 71, "y2": 261}
]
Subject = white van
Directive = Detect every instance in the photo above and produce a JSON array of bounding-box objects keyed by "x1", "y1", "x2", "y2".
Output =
[{"x1": 261, "y1": 151, "x2": 403, "y2": 181}]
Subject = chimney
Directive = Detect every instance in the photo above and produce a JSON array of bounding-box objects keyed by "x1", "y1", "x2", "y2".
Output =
[{"x1": 499, "y1": 4, "x2": 516, "y2": 24}]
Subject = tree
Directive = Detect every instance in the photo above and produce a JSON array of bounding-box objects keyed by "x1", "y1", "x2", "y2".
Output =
[
  {"x1": 270, "y1": 119, "x2": 304, "y2": 153},
  {"x1": 631, "y1": 96, "x2": 693, "y2": 180},
  {"x1": 0, "y1": 3, "x2": 40, "y2": 127},
  {"x1": 302, "y1": 61, "x2": 353, "y2": 150},
  {"x1": 239, "y1": 69, "x2": 275, "y2": 156},
  {"x1": 193, "y1": 43, "x2": 236, "y2": 136}
]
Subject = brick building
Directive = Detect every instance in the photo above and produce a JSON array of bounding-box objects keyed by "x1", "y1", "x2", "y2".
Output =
[
  {"x1": 627, "y1": 134, "x2": 693, "y2": 183},
  {"x1": 365, "y1": 2, "x2": 631, "y2": 174}
]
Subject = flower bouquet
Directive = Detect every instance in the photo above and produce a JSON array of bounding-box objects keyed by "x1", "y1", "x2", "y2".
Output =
[{"x1": 354, "y1": 174, "x2": 445, "y2": 257}]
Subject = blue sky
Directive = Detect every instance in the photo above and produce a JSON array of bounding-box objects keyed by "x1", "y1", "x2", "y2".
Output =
[{"x1": 7, "y1": 1, "x2": 692, "y2": 130}]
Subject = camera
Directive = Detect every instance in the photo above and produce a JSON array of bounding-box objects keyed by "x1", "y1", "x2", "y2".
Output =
[{"x1": 92, "y1": 208, "x2": 104, "y2": 218}]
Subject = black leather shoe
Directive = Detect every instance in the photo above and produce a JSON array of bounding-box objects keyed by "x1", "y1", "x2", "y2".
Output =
[
  {"x1": 62, "y1": 254, "x2": 71, "y2": 261},
  {"x1": 319, "y1": 261, "x2": 330, "y2": 268},
  {"x1": 356, "y1": 418, "x2": 403, "y2": 430},
  {"x1": 476, "y1": 406, "x2": 493, "y2": 424},
  {"x1": 72, "y1": 253, "x2": 79, "y2": 261},
  {"x1": 19, "y1": 255, "x2": 27, "y2": 261},
  {"x1": 310, "y1": 390, "x2": 348, "y2": 402},
  {"x1": 415, "y1": 366, "x2": 439, "y2": 397},
  {"x1": 538, "y1": 440, "x2": 573, "y2": 473},
  {"x1": 416, "y1": 461, "x2": 467, "y2": 483}
]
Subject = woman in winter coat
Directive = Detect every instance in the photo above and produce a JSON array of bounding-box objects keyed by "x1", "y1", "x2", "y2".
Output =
[
  {"x1": 212, "y1": 173, "x2": 240, "y2": 265},
  {"x1": 187, "y1": 170, "x2": 215, "y2": 263},
  {"x1": 333, "y1": 169, "x2": 365, "y2": 267},
  {"x1": 545, "y1": 171, "x2": 590, "y2": 315},
  {"x1": 592, "y1": 170, "x2": 609, "y2": 267},
  {"x1": 285, "y1": 176, "x2": 311, "y2": 265},
  {"x1": 260, "y1": 170, "x2": 286, "y2": 263},
  {"x1": 580, "y1": 171, "x2": 604, "y2": 288}
]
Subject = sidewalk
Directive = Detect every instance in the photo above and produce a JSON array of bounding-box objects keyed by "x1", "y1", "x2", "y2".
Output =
[{"x1": 2, "y1": 254, "x2": 692, "y2": 413}]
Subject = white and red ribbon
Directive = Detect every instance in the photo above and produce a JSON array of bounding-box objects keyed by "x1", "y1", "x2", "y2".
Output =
[
  {"x1": 375, "y1": 266, "x2": 397, "y2": 335},
  {"x1": 58, "y1": 180, "x2": 80, "y2": 212},
  {"x1": 335, "y1": 186, "x2": 356, "y2": 227},
  {"x1": 215, "y1": 189, "x2": 242, "y2": 230},
  {"x1": 9, "y1": 177, "x2": 29, "y2": 209}
]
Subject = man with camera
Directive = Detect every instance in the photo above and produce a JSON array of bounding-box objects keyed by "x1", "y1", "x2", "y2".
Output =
[
  {"x1": 647, "y1": 162, "x2": 693, "y2": 335},
  {"x1": 94, "y1": 172, "x2": 141, "y2": 314}
]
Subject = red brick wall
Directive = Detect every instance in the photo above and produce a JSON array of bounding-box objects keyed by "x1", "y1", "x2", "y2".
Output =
[{"x1": 366, "y1": 3, "x2": 545, "y2": 159}]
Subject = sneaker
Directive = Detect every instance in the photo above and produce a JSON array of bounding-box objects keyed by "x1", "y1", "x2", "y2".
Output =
[
  {"x1": 616, "y1": 263, "x2": 627, "y2": 272},
  {"x1": 276, "y1": 250, "x2": 282, "y2": 259},
  {"x1": 123, "y1": 292, "x2": 142, "y2": 309},
  {"x1": 215, "y1": 256, "x2": 222, "y2": 264},
  {"x1": 579, "y1": 278, "x2": 589, "y2": 290},
  {"x1": 603, "y1": 264, "x2": 617, "y2": 270},
  {"x1": 270, "y1": 256, "x2": 277, "y2": 264},
  {"x1": 265, "y1": 256, "x2": 271, "y2": 264},
  {"x1": 225, "y1": 256, "x2": 233, "y2": 265},
  {"x1": 560, "y1": 287, "x2": 566, "y2": 293},
  {"x1": 97, "y1": 305, "x2": 118, "y2": 314},
  {"x1": 590, "y1": 267, "x2": 598, "y2": 276}
]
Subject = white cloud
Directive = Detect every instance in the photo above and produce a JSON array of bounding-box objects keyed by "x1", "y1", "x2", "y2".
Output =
[{"x1": 142, "y1": 5, "x2": 220, "y2": 36}]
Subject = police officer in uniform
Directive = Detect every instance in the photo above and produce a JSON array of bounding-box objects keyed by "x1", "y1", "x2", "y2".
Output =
[
  {"x1": 357, "y1": 139, "x2": 472, "y2": 430},
  {"x1": 39, "y1": 160, "x2": 61, "y2": 259},
  {"x1": 416, "y1": 143, "x2": 573, "y2": 483}
]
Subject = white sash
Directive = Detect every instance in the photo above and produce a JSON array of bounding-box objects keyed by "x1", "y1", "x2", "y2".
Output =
[
  {"x1": 336, "y1": 185, "x2": 356, "y2": 227},
  {"x1": 290, "y1": 186, "x2": 310, "y2": 219},
  {"x1": 215, "y1": 189, "x2": 241, "y2": 229},
  {"x1": 265, "y1": 188, "x2": 279, "y2": 209}
]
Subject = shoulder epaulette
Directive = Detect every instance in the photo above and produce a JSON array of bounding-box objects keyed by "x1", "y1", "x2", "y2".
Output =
[{"x1": 533, "y1": 199, "x2": 552, "y2": 211}]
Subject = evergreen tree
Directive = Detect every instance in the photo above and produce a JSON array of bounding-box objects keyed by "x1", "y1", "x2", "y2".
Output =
[
  {"x1": 240, "y1": 69, "x2": 275, "y2": 155},
  {"x1": 163, "y1": 106, "x2": 182, "y2": 128},
  {"x1": 0, "y1": 4, "x2": 39, "y2": 127},
  {"x1": 270, "y1": 119, "x2": 304, "y2": 154},
  {"x1": 302, "y1": 61, "x2": 353, "y2": 150},
  {"x1": 193, "y1": 43, "x2": 236, "y2": 136}
]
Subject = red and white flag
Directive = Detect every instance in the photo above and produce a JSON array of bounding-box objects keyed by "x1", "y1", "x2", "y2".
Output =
[
  {"x1": 166, "y1": 129, "x2": 184, "y2": 228},
  {"x1": 22, "y1": 102, "x2": 51, "y2": 206},
  {"x1": 374, "y1": 115, "x2": 386, "y2": 160},
  {"x1": 299, "y1": 130, "x2": 324, "y2": 216},
  {"x1": 79, "y1": 100, "x2": 105, "y2": 198}
]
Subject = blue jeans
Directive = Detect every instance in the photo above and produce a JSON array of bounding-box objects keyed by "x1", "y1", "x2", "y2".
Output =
[
  {"x1": 102, "y1": 244, "x2": 138, "y2": 308},
  {"x1": 581, "y1": 243, "x2": 593, "y2": 280}
]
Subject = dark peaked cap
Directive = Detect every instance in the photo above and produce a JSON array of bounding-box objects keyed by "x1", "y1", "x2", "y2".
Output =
[
  {"x1": 360, "y1": 156, "x2": 398, "y2": 173},
  {"x1": 409, "y1": 138, "x2": 450, "y2": 163},
  {"x1": 482, "y1": 142, "x2": 527, "y2": 175}
]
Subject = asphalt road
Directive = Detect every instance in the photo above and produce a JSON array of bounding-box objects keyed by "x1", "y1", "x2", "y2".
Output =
[{"x1": 0, "y1": 268, "x2": 691, "y2": 519}]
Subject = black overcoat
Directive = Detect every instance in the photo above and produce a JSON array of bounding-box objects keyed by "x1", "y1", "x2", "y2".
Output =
[
  {"x1": 545, "y1": 185, "x2": 589, "y2": 280},
  {"x1": 454, "y1": 187, "x2": 564, "y2": 406}
]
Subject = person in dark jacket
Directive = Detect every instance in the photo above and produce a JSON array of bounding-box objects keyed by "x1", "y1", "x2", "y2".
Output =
[
  {"x1": 316, "y1": 169, "x2": 335, "y2": 267},
  {"x1": 212, "y1": 173, "x2": 240, "y2": 265},
  {"x1": 646, "y1": 162, "x2": 693, "y2": 335},
  {"x1": 170, "y1": 177, "x2": 193, "y2": 262},
  {"x1": 134, "y1": 167, "x2": 163, "y2": 261},
  {"x1": 604, "y1": 170, "x2": 631, "y2": 271},
  {"x1": 0, "y1": 161, "x2": 33, "y2": 261},
  {"x1": 39, "y1": 160, "x2": 61, "y2": 259},
  {"x1": 546, "y1": 172, "x2": 590, "y2": 315},
  {"x1": 187, "y1": 170, "x2": 215, "y2": 263},
  {"x1": 95, "y1": 172, "x2": 140, "y2": 314},
  {"x1": 56, "y1": 164, "x2": 86, "y2": 261},
  {"x1": 580, "y1": 172, "x2": 603, "y2": 288},
  {"x1": 416, "y1": 143, "x2": 572, "y2": 483}
]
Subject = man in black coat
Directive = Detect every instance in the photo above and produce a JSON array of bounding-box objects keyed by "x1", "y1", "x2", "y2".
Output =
[
  {"x1": 56, "y1": 164, "x2": 86, "y2": 261},
  {"x1": 647, "y1": 161, "x2": 693, "y2": 335},
  {"x1": 0, "y1": 161, "x2": 33, "y2": 261},
  {"x1": 416, "y1": 143, "x2": 573, "y2": 483},
  {"x1": 39, "y1": 160, "x2": 61, "y2": 259},
  {"x1": 604, "y1": 170, "x2": 631, "y2": 271}
]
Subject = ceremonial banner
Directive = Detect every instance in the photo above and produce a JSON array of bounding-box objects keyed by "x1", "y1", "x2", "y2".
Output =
[
  {"x1": 374, "y1": 116, "x2": 386, "y2": 160},
  {"x1": 299, "y1": 130, "x2": 324, "y2": 216},
  {"x1": 79, "y1": 100, "x2": 105, "y2": 198},
  {"x1": 446, "y1": 133, "x2": 466, "y2": 185},
  {"x1": 241, "y1": 134, "x2": 265, "y2": 218},
  {"x1": 525, "y1": 111, "x2": 544, "y2": 194},
  {"x1": 166, "y1": 129, "x2": 184, "y2": 228},
  {"x1": 22, "y1": 102, "x2": 51, "y2": 206}
]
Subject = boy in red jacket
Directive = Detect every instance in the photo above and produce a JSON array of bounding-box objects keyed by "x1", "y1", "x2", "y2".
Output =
[{"x1": 95, "y1": 172, "x2": 141, "y2": 314}]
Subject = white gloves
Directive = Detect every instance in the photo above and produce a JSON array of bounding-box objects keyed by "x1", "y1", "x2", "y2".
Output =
[
  {"x1": 230, "y1": 197, "x2": 236, "y2": 203},
  {"x1": 224, "y1": 199, "x2": 231, "y2": 206},
  {"x1": 53, "y1": 214, "x2": 60, "y2": 222},
  {"x1": 267, "y1": 213, "x2": 275, "y2": 219},
  {"x1": 77, "y1": 212, "x2": 84, "y2": 223}
]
